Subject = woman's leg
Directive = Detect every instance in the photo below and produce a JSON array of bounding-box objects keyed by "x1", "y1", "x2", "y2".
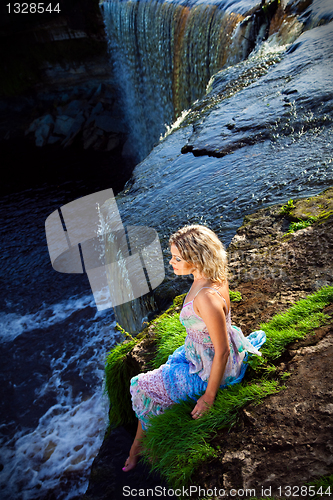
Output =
[{"x1": 122, "y1": 420, "x2": 145, "y2": 472}]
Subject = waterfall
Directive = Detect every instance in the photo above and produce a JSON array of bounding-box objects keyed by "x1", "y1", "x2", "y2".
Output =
[{"x1": 101, "y1": 0, "x2": 277, "y2": 160}]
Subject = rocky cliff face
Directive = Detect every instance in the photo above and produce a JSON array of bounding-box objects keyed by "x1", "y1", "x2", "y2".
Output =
[
  {"x1": 22, "y1": 82, "x2": 129, "y2": 153},
  {"x1": 1, "y1": 0, "x2": 107, "y2": 97},
  {"x1": 0, "y1": 0, "x2": 133, "y2": 158}
]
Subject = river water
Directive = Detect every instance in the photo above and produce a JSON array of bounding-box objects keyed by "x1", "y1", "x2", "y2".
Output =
[
  {"x1": 0, "y1": 145, "x2": 128, "y2": 500},
  {"x1": 1, "y1": 0, "x2": 333, "y2": 499}
]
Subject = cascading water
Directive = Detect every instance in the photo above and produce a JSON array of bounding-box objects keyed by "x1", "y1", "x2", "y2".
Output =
[{"x1": 101, "y1": 0, "x2": 278, "y2": 160}]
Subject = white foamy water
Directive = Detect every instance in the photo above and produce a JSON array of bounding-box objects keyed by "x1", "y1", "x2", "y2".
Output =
[
  {"x1": 0, "y1": 294, "x2": 121, "y2": 500},
  {"x1": 0, "y1": 294, "x2": 95, "y2": 343},
  {"x1": 0, "y1": 391, "x2": 108, "y2": 500}
]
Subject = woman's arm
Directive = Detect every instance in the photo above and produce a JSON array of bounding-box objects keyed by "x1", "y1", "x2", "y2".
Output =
[{"x1": 190, "y1": 290, "x2": 230, "y2": 419}]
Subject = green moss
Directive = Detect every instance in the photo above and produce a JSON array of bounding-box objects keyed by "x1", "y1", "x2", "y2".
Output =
[
  {"x1": 115, "y1": 322, "x2": 135, "y2": 341},
  {"x1": 150, "y1": 314, "x2": 187, "y2": 369},
  {"x1": 230, "y1": 290, "x2": 242, "y2": 302},
  {"x1": 286, "y1": 216, "x2": 318, "y2": 233},
  {"x1": 105, "y1": 338, "x2": 138, "y2": 427},
  {"x1": 318, "y1": 209, "x2": 333, "y2": 220},
  {"x1": 280, "y1": 198, "x2": 295, "y2": 216},
  {"x1": 284, "y1": 210, "x2": 332, "y2": 235},
  {"x1": 279, "y1": 188, "x2": 333, "y2": 236}
]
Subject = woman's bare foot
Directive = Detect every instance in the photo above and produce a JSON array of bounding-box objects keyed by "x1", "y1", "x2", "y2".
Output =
[
  {"x1": 122, "y1": 455, "x2": 138, "y2": 472},
  {"x1": 122, "y1": 440, "x2": 141, "y2": 472},
  {"x1": 122, "y1": 420, "x2": 145, "y2": 472}
]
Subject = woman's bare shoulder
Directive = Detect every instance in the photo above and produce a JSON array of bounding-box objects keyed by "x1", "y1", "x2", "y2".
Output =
[{"x1": 196, "y1": 282, "x2": 230, "y2": 314}]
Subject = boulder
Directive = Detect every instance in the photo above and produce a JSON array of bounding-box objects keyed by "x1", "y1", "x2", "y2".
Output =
[
  {"x1": 83, "y1": 127, "x2": 104, "y2": 149},
  {"x1": 85, "y1": 102, "x2": 104, "y2": 126},
  {"x1": 35, "y1": 122, "x2": 53, "y2": 147},
  {"x1": 91, "y1": 102, "x2": 104, "y2": 116},
  {"x1": 27, "y1": 114, "x2": 55, "y2": 147},
  {"x1": 53, "y1": 115, "x2": 76, "y2": 136},
  {"x1": 25, "y1": 114, "x2": 54, "y2": 135},
  {"x1": 62, "y1": 112, "x2": 86, "y2": 147},
  {"x1": 292, "y1": 187, "x2": 333, "y2": 220},
  {"x1": 92, "y1": 133, "x2": 107, "y2": 151},
  {"x1": 63, "y1": 99, "x2": 91, "y2": 118},
  {"x1": 92, "y1": 83, "x2": 106, "y2": 98}
]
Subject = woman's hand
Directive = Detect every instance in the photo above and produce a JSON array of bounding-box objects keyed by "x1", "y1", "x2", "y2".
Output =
[{"x1": 191, "y1": 394, "x2": 215, "y2": 419}]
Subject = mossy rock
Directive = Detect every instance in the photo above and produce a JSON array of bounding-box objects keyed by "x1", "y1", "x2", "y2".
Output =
[{"x1": 289, "y1": 187, "x2": 333, "y2": 221}]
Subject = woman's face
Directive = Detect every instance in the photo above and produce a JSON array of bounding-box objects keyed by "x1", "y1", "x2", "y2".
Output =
[{"x1": 169, "y1": 244, "x2": 194, "y2": 275}]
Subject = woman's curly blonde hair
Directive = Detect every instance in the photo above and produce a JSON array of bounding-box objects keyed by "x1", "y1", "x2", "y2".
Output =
[{"x1": 169, "y1": 225, "x2": 228, "y2": 282}]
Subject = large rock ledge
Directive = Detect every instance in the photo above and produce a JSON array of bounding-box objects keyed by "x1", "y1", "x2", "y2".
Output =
[{"x1": 85, "y1": 187, "x2": 333, "y2": 499}]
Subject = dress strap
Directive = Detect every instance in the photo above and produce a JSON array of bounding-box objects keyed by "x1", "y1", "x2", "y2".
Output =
[{"x1": 193, "y1": 287, "x2": 229, "y2": 314}]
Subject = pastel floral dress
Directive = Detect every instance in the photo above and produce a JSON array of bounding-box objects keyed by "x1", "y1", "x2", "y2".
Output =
[{"x1": 130, "y1": 287, "x2": 265, "y2": 429}]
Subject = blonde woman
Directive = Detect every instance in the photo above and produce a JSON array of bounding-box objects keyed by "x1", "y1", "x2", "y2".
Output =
[{"x1": 123, "y1": 225, "x2": 265, "y2": 472}]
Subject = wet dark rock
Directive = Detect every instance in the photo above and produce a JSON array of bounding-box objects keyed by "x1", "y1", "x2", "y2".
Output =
[
  {"x1": 38, "y1": 126, "x2": 53, "y2": 147},
  {"x1": 54, "y1": 115, "x2": 76, "y2": 136},
  {"x1": 182, "y1": 23, "x2": 333, "y2": 159},
  {"x1": 21, "y1": 83, "x2": 128, "y2": 154},
  {"x1": 84, "y1": 427, "x2": 167, "y2": 500},
  {"x1": 89, "y1": 102, "x2": 104, "y2": 120},
  {"x1": 26, "y1": 114, "x2": 55, "y2": 147},
  {"x1": 62, "y1": 113, "x2": 86, "y2": 147},
  {"x1": 25, "y1": 114, "x2": 54, "y2": 147},
  {"x1": 0, "y1": 5, "x2": 131, "y2": 157},
  {"x1": 93, "y1": 83, "x2": 106, "y2": 99},
  {"x1": 63, "y1": 100, "x2": 91, "y2": 118}
]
